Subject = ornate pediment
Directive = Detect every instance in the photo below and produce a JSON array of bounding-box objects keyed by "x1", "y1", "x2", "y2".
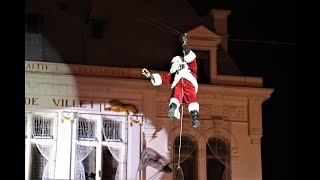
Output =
[{"x1": 186, "y1": 25, "x2": 221, "y2": 46}]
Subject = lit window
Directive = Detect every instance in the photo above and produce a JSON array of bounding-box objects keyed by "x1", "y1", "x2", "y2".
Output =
[
  {"x1": 101, "y1": 146, "x2": 119, "y2": 179},
  {"x1": 83, "y1": 147, "x2": 97, "y2": 180},
  {"x1": 206, "y1": 137, "x2": 231, "y2": 180},
  {"x1": 31, "y1": 114, "x2": 53, "y2": 139},
  {"x1": 31, "y1": 144, "x2": 47, "y2": 179},
  {"x1": 174, "y1": 135, "x2": 197, "y2": 180},
  {"x1": 102, "y1": 118, "x2": 122, "y2": 142},
  {"x1": 77, "y1": 117, "x2": 96, "y2": 141}
]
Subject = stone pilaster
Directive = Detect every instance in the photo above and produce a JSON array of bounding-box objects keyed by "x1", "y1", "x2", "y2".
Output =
[{"x1": 247, "y1": 96, "x2": 265, "y2": 144}]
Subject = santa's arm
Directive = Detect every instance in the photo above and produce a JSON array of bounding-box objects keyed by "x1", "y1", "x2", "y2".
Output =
[
  {"x1": 180, "y1": 34, "x2": 196, "y2": 63},
  {"x1": 183, "y1": 46, "x2": 196, "y2": 63},
  {"x1": 150, "y1": 73, "x2": 172, "y2": 86},
  {"x1": 142, "y1": 68, "x2": 171, "y2": 86}
]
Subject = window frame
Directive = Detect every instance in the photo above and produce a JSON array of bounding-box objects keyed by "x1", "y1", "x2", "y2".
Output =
[
  {"x1": 74, "y1": 113, "x2": 128, "y2": 180},
  {"x1": 25, "y1": 111, "x2": 57, "y2": 180},
  {"x1": 206, "y1": 137, "x2": 232, "y2": 180},
  {"x1": 173, "y1": 135, "x2": 198, "y2": 180}
]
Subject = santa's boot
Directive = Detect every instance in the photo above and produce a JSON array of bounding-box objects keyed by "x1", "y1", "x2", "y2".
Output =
[
  {"x1": 190, "y1": 110, "x2": 200, "y2": 128},
  {"x1": 168, "y1": 103, "x2": 177, "y2": 119}
]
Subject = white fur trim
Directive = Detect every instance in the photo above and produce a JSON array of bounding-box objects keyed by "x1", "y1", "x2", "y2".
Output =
[
  {"x1": 171, "y1": 69, "x2": 198, "y2": 93},
  {"x1": 184, "y1": 50, "x2": 196, "y2": 63},
  {"x1": 170, "y1": 56, "x2": 183, "y2": 74},
  {"x1": 171, "y1": 56, "x2": 183, "y2": 63},
  {"x1": 171, "y1": 73, "x2": 182, "y2": 89},
  {"x1": 174, "y1": 109, "x2": 180, "y2": 119},
  {"x1": 170, "y1": 60, "x2": 180, "y2": 74},
  {"x1": 169, "y1": 98, "x2": 180, "y2": 119},
  {"x1": 151, "y1": 73, "x2": 162, "y2": 86},
  {"x1": 169, "y1": 98, "x2": 180, "y2": 106},
  {"x1": 188, "y1": 102, "x2": 199, "y2": 112}
]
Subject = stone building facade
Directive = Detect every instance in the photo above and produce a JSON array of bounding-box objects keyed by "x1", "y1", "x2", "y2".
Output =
[{"x1": 25, "y1": 1, "x2": 273, "y2": 179}]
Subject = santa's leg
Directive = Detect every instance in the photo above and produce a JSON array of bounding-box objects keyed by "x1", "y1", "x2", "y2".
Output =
[
  {"x1": 188, "y1": 102, "x2": 200, "y2": 128},
  {"x1": 168, "y1": 97, "x2": 180, "y2": 119}
]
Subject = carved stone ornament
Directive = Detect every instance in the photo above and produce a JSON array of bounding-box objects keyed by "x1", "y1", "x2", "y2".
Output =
[
  {"x1": 104, "y1": 99, "x2": 139, "y2": 117},
  {"x1": 61, "y1": 112, "x2": 75, "y2": 124},
  {"x1": 130, "y1": 115, "x2": 143, "y2": 127}
]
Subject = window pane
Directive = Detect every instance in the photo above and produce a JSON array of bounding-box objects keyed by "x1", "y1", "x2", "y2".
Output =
[
  {"x1": 174, "y1": 136, "x2": 197, "y2": 180},
  {"x1": 32, "y1": 114, "x2": 53, "y2": 139},
  {"x1": 102, "y1": 146, "x2": 118, "y2": 180},
  {"x1": 83, "y1": 147, "x2": 96, "y2": 180},
  {"x1": 31, "y1": 144, "x2": 47, "y2": 180},
  {"x1": 207, "y1": 159, "x2": 225, "y2": 180},
  {"x1": 207, "y1": 137, "x2": 231, "y2": 180},
  {"x1": 194, "y1": 50, "x2": 210, "y2": 84},
  {"x1": 102, "y1": 117, "x2": 122, "y2": 142},
  {"x1": 77, "y1": 117, "x2": 96, "y2": 141}
]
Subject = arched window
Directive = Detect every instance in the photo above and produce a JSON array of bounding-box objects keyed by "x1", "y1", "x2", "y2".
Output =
[
  {"x1": 206, "y1": 137, "x2": 231, "y2": 180},
  {"x1": 174, "y1": 135, "x2": 197, "y2": 180}
]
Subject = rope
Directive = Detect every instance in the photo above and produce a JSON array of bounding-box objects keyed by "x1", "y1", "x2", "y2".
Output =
[
  {"x1": 147, "y1": 170, "x2": 161, "y2": 180},
  {"x1": 177, "y1": 96, "x2": 183, "y2": 170},
  {"x1": 148, "y1": 18, "x2": 183, "y2": 36},
  {"x1": 138, "y1": 17, "x2": 183, "y2": 36},
  {"x1": 177, "y1": 45, "x2": 186, "y2": 169},
  {"x1": 177, "y1": 49, "x2": 186, "y2": 170}
]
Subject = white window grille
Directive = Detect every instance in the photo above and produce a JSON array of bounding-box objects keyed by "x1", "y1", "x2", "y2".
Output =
[
  {"x1": 102, "y1": 118, "x2": 122, "y2": 142},
  {"x1": 74, "y1": 114, "x2": 127, "y2": 180},
  {"x1": 25, "y1": 112, "x2": 57, "y2": 180},
  {"x1": 101, "y1": 115, "x2": 127, "y2": 180},
  {"x1": 77, "y1": 117, "x2": 97, "y2": 141},
  {"x1": 31, "y1": 114, "x2": 54, "y2": 139}
]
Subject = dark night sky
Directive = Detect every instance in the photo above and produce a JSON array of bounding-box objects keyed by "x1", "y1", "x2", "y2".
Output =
[{"x1": 188, "y1": 0, "x2": 296, "y2": 179}]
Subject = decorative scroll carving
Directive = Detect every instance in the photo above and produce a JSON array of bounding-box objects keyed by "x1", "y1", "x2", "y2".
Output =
[
  {"x1": 26, "y1": 79, "x2": 145, "y2": 98},
  {"x1": 199, "y1": 104, "x2": 212, "y2": 116},
  {"x1": 104, "y1": 99, "x2": 139, "y2": 117},
  {"x1": 156, "y1": 103, "x2": 169, "y2": 117},
  {"x1": 222, "y1": 106, "x2": 245, "y2": 120},
  {"x1": 61, "y1": 112, "x2": 75, "y2": 124},
  {"x1": 130, "y1": 115, "x2": 143, "y2": 127}
]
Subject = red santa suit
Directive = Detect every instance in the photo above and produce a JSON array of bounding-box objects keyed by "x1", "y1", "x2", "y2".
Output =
[{"x1": 150, "y1": 50, "x2": 199, "y2": 119}]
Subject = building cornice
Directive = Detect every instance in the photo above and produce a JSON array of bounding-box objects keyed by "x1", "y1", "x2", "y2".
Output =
[{"x1": 25, "y1": 61, "x2": 273, "y2": 95}]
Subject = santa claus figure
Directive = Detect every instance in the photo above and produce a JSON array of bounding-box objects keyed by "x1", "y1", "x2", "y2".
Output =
[{"x1": 142, "y1": 35, "x2": 200, "y2": 128}]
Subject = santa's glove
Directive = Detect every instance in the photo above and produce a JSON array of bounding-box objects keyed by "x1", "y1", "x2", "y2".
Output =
[
  {"x1": 182, "y1": 43, "x2": 190, "y2": 55},
  {"x1": 179, "y1": 33, "x2": 190, "y2": 55},
  {"x1": 142, "y1": 68, "x2": 154, "y2": 80}
]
